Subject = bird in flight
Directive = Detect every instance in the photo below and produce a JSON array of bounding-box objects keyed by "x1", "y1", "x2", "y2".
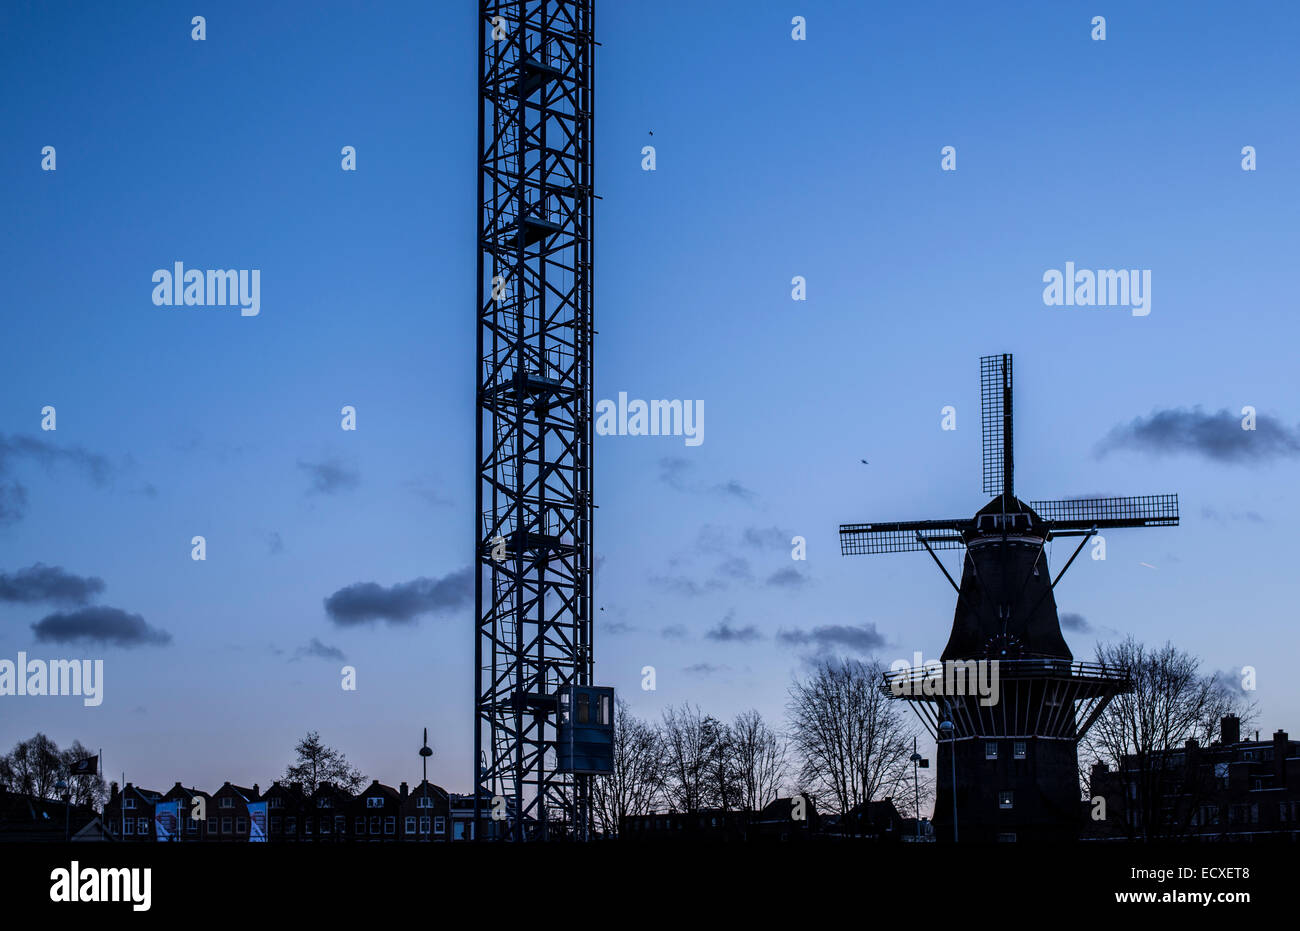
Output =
[{"x1": 860, "y1": 459, "x2": 869, "y2": 465}]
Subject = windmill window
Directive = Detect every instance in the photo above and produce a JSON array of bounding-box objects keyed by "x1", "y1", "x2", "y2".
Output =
[
  {"x1": 998, "y1": 832, "x2": 1017, "y2": 842},
  {"x1": 999, "y1": 791, "x2": 1014, "y2": 809},
  {"x1": 985, "y1": 742, "x2": 998, "y2": 760},
  {"x1": 1014, "y1": 741, "x2": 1026, "y2": 759}
]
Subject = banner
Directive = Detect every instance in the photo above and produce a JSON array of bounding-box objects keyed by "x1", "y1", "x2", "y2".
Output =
[
  {"x1": 247, "y1": 802, "x2": 268, "y2": 842},
  {"x1": 154, "y1": 801, "x2": 179, "y2": 842}
]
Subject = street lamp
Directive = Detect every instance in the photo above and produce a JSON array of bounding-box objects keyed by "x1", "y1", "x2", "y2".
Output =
[
  {"x1": 938, "y1": 719, "x2": 958, "y2": 843},
  {"x1": 908, "y1": 737, "x2": 929, "y2": 841},
  {"x1": 56, "y1": 778, "x2": 70, "y2": 842}
]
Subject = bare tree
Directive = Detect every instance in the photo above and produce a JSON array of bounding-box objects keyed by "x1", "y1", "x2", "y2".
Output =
[
  {"x1": 703, "y1": 717, "x2": 742, "y2": 812},
  {"x1": 730, "y1": 709, "x2": 788, "y2": 812},
  {"x1": 1081, "y1": 637, "x2": 1258, "y2": 840},
  {"x1": 284, "y1": 731, "x2": 366, "y2": 794},
  {"x1": 6, "y1": 733, "x2": 62, "y2": 799},
  {"x1": 786, "y1": 658, "x2": 914, "y2": 815},
  {"x1": 660, "y1": 703, "x2": 724, "y2": 812},
  {"x1": 591, "y1": 699, "x2": 665, "y2": 836}
]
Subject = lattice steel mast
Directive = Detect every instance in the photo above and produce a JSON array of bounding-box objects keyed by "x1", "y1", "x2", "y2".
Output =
[{"x1": 475, "y1": 0, "x2": 597, "y2": 841}]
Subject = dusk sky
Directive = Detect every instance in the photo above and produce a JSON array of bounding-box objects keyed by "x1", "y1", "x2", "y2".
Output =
[{"x1": 1, "y1": 0, "x2": 1298, "y2": 795}]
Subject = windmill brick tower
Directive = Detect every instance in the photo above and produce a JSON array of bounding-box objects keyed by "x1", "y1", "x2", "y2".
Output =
[{"x1": 840, "y1": 354, "x2": 1178, "y2": 842}]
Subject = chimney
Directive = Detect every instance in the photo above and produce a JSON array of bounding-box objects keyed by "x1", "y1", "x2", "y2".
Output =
[
  {"x1": 1221, "y1": 714, "x2": 1240, "y2": 745},
  {"x1": 400, "y1": 782, "x2": 409, "y2": 801},
  {"x1": 1274, "y1": 730, "x2": 1288, "y2": 786},
  {"x1": 252, "y1": 783, "x2": 260, "y2": 798}
]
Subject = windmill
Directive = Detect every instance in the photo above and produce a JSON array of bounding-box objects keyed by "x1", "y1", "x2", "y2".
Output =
[{"x1": 839, "y1": 353, "x2": 1178, "y2": 842}]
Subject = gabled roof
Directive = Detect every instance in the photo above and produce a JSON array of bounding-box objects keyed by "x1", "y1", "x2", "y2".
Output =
[{"x1": 358, "y1": 780, "x2": 401, "y2": 803}]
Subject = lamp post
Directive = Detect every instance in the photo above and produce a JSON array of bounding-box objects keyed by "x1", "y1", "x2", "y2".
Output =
[
  {"x1": 419, "y1": 728, "x2": 433, "y2": 843},
  {"x1": 56, "y1": 778, "x2": 70, "y2": 842},
  {"x1": 938, "y1": 718, "x2": 958, "y2": 843},
  {"x1": 909, "y1": 737, "x2": 928, "y2": 841}
]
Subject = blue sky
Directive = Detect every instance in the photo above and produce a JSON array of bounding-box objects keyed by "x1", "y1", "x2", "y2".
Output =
[{"x1": 1, "y1": 0, "x2": 1297, "y2": 793}]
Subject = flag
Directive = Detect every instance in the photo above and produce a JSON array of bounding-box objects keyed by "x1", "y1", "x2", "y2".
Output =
[
  {"x1": 247, "y1": 802, "x2": 268, "y2": 842},
  {"x1": 68, "y1": 755, "x2": 97, "y2": 776},
  {"x1": 155, "y1": 801, "x2": 179, "y2": 841}
]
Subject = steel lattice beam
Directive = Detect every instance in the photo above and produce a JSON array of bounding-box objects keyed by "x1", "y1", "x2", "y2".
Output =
[{"x1": 475, "y1": 0, "x2": 595, "y2": 841}]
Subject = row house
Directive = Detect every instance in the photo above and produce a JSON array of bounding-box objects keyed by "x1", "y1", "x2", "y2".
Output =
[{"x1": 1088, "y1": 714, "x2": 1300, "y2": 841}]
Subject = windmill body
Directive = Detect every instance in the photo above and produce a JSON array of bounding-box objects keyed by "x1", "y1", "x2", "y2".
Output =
[{"x1": 841, "y1": 354, "x2": 1178, "y2": 842}]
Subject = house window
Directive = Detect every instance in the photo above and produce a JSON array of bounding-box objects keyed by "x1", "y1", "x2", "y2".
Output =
[
  {"x1": 268, "y1": 798, "x2": 282, "y2": 809},
  {"x1": 998, "y1": 832, "x2": 1017, "y2": 842},
  {"x1": 370, "y1": 816, "x2": 381, "y2": 834},
  {"x1": 417, "y1": 796, "x2": 434, "y2": 809},
  {"x1": 355, "y1": 816, "x2": 365, "y2": 833},
  {"x1": 124, "y1": 798, "x2": 136, "y2": 810},
  {"x1": 138, "y1": 818, "x2": 149, "y2": 834},
  {"x1": 999, "y1": 791, "x2": 1014, "y2": 809},
  {"x1": 220, "y1": 797, "x2": 234, "y2": 809},
  {"x1": 406, "y1": 817, "x2": 417, "y2": 834},
  {"x1": 236, "y1": 818, "x2": 247, "y2": 834},
  {"x1": 304, "y1": 817, "x2": 313, "y2": 835},
  {"x1": 207, "y1": 816, "x2": 217, "y2": 833},
  {"x1": 985, "y1": 742, "x2": 998, "y2": 760},
  {"x1": 271, "y1": 816, "x2": 282, "y2": 833},
  {"x1": 1014, "y1": 741, "x2": 1026, "y2": 760},
  {"x1": 317, "y1": 798, "x2": 332, "y2": 809},
  {"x1": 285, "y1": 817, "x2": 297, "y2": 834},
  {"x1": 334, "y1": 815, "x2": 345, "y2": 834},
  {"x1": 124, "y1": 819, "x2": 134, "y2": 835},
  {"x1": 221, "y1": 817, "x2": 232, "y2": 833},
  {"x1": 320, "y1": 816, "x2": 331, "y2": 834},
  {"x1": 384, "y1": 817, "x2": 395, "y2": 835},
  {"x1": 434, "y1": 816, "x2": 446, "y2": 835},
  {"x1": 420, "y1": 816, "x2": 431, "y2": 835},
  {"x1": 366, "y1": 796, "x2": 384, "y2": 809},
  {"x1": 186, "y1": 817, "x2": 197, "y2": 833}
]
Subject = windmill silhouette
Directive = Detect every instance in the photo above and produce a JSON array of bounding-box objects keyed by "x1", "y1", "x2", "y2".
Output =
[{"x1": 839, "y1": 353, "x2": 1179, "y2": 842}]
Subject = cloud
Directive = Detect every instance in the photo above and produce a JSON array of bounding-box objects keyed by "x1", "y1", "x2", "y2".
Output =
[
  {"x1": 298, "y1": 458, "x2": 360, "y2": 495},
  {"x1": 324, "y1": 567, "x2": 473, "y2": 625},
  {"x1": 742, "y1": 526, "x2": 789, "y2": 549},
  {"x1": 0, "y1": 434, "x2": 114, "y2": 486},
  {"x1": 657, "y1": 457, "x2": 757, "y2": 502},
  {"x1": 266, "y1": 531, "x2": 284, "y2": 554},
  {"x1": 603, "y1": 620, "x2": 637, "y2": 635},
  {"x1": 0, "y1": 564, "x2": 106, "y2": 605},
  {"x1": 1059, "y1": 612, "x2": 1091, "y2": 633},
  {"x1": 716, "y1": 557, "x2": 752, "y2": 580},
  {"x1": 1201, "y1": 506, "x2": 1264, "y2": 524},
  {"x1": 658, "y1": 457, "x2": 692, "y2": 491},
  {"x1": 0, "y1": 481, "x2": 27, "y2": 525},
  {"x1": 685, "y1": 662, "x2": 727, "y2": 675},
  {"x1": 661, "y1": 624, "x2": 687, "y2": 640},
  {"x1": 705, "y1": 615, "x2": 761, "y2": 643},
  {"x1": 293, "y1": 638, "x2": 346, "y2": 662},
  {"x1": 404, "y1": 478, "x2": 452, "y2": 508},
  {"x1": 777, "y1": 623, "x2": 886, "y2": 653},
  {"x1": 1210, "y1": 667, "x2": 1252, "y2": 697},
  {"x1": 31, "y1": 606, "x2": 171, "y2": 647},
  {"x1": 649, "y1": 574, "x2": 725, "y2": 598},
  {"x1": 1097, "y1": 407, "x2": 1300, "y2": 463},
  {"x1": 710, "y1": 479, "x2": 757, "y2": 502},
  {"x1": 766, "y1": 567, "x2": 809, "y2": 588}
]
